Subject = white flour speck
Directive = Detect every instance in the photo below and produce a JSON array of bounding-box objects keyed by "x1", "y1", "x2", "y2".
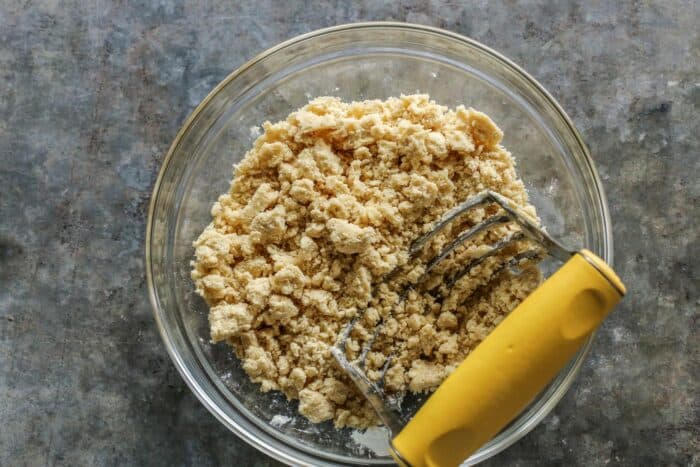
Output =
[
  {"x1": 350, "y1": 426, "x2": 390, "y2": 456},
  {"x1": 249, "y1": 126, "x2": 262, "y2": 138},
  {"x1": 270, "y1": 415, "x2": 292, "y2": 427}
]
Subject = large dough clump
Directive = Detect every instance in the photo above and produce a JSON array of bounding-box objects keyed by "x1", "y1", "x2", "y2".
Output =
[{"x1": 192, "y1": 95, "x2": 541, "y2": 428}]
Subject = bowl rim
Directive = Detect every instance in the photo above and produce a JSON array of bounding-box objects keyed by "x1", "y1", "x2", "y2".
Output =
[{"x1": 146, "y1": 21, "x2": 613, "y2": 466}]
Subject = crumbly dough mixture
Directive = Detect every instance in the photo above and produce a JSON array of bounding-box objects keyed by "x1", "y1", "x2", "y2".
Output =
[{"x1": 192, "y1": 95, "x2": 541, "y2": 428}]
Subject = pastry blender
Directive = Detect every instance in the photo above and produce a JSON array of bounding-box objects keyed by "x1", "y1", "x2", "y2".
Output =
[{"x1": 332, "y1": 190, "x2": 626, "y2": 467}]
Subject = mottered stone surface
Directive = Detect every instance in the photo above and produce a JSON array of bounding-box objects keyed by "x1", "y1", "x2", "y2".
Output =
[{"x1": 0, "y1": 1, "x2": 697, "y2": 465}]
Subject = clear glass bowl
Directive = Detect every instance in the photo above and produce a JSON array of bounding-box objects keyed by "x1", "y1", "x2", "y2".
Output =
[{"x1": 146, "y1": 23, "x2": 613, "y2": 466}]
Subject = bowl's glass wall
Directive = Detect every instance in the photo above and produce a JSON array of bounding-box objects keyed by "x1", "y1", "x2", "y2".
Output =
[{"x1": 148, "y1": 24, "x2": 610, "y2": 466}]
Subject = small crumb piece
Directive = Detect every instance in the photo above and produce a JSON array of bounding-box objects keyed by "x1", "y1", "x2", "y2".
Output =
[
  {"x1": 298, "y1": 388, "x2": 335, "y2": 423},
  {"x1": 408, "y1": 360, "x2": 445, "y2": 393},
  {"x1": 419, "y1": 323, "x2": 438, "y2": 355},
  {"x1": 321, "y1": 377, "x2": 351, "y2": 405},
  {"x1": 266, "y1": 294, "x2": 299, "y2": 324},
  {"x1": 257, "y1": 142, "x2": 293, "y2": 168},
  {"x1": 250, "y1": 205, "x2": 287, "y2": 243},
  {"x1": 407, "y1": 313, "x2": 425, "y2": 331},
  {"x1": 290, "y1": 179, "x2": 316, "y2": 204},
  {"x1": 243, "y1": 345, "x2": 277, "y2": 381},
  {"x1": 437, "y1": 311, "x2": 458, "y2": 330},
  {"x1": 326, "y1": 218, "x2": 375, "y2": 254},
  {"x1": 209, "y1": 303, "x2": 252, "y2": 342},
  {"x1": 199, "y1": 274, "x2": 227, "y2": 299},
  {"x1": 302, "y1": 289, "x2": 339, "y2": 317},
  {"x1": 289, "y1": 367, "x2": 307, "y2": 390},
  {"x1": 438, "y1": 335, "x2": 459, "y2": 356},
  {"x1": 245, "y1": 278, "x2": 271, "y2": 309},
  {"x1": 384, "y1": 364, "x2": 406, "y2": 392},
  {"x1": 270, "y1": 263, "x2": 307, "y2": 297},
  {"x1": 240, "y1": 183, "x2": 279, "y2": 223}
]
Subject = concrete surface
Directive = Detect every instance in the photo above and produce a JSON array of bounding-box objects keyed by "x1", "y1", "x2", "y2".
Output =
[{"x1": 0, "y1": 1, "x2": 697, "y2": 465}]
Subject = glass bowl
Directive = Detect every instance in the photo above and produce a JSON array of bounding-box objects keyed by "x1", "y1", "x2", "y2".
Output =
[{"x1": 146, "y1": 23, "x2": 613, "y2": 466}]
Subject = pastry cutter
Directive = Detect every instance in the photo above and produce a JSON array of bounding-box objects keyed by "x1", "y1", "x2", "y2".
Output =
[{"x1": 331, "y1": 190, "x2": 626, "y2": 467}]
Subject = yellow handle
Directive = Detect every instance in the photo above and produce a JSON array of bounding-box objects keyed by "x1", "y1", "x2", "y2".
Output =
[{"x1": 390, "y1": 250, "x2": 625, "y2": 467}]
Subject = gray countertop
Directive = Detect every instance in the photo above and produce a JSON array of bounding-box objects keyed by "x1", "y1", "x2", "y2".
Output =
[{"x1": 0, "y1": 1, "x2": 697, "y2": 466}]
